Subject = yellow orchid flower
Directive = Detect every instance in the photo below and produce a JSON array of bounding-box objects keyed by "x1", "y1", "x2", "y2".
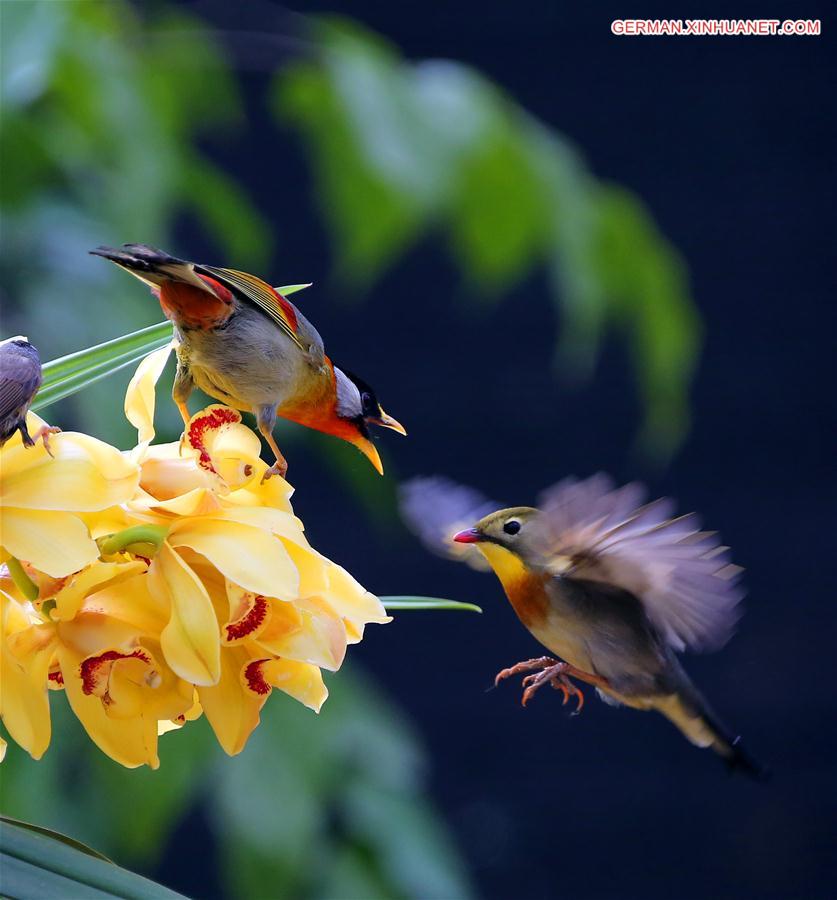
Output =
[
  {"x1": 1, "y1": 564, "x2": 194, "y2": 768},
  {"x1": 0, "y1": 344, "x2": 391, "y2": 767},
  {"x1": 0, "y1": 417, "x2": 139, "y2": 577}
]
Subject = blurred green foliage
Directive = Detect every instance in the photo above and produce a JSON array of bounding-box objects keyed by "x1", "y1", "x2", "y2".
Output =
[{"x1": 276, "y1": 19, "x2": 700, "y2": 453}]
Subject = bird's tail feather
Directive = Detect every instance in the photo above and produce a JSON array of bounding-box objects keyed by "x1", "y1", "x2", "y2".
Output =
[
  {"x1": 90, "y1": 244, "x2": 210, "y2": 293},
  {"x1": 655, "y1": 690, "x2": 769, "y2": 782}
]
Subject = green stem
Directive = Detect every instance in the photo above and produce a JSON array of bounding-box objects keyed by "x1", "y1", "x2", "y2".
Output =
[
  {"x1": 7, "y1": 558, "x2": 39, "y2": 602},
  {"x1": 98, "y1": 525, "x2": 169, "y2": 557}
]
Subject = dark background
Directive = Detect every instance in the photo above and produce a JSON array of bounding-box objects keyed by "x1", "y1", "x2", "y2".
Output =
[{"x1": 150, "y1": 1, "x2": 834, "y2": 897}]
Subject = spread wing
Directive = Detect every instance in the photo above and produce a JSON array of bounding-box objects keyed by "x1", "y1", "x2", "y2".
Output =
[
  {"x1": 534, "y1": 474, "x2": 744, "y2": 652},
  {"x1": 199, "y1": 264, "x2": 305, "y2": 352},
  {"x1": 0, "y1": 346, "x2": 42, "y2": 421},
  {"x1": 399, "y1": 476, "x2": 498, "y2": 571}
]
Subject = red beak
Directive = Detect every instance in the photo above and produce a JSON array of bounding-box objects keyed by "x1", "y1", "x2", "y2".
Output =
[{"x1": 453, "y1": 528, "x2": 482, "y2": 544}]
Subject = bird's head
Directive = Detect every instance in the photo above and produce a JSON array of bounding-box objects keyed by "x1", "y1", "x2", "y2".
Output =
[
  {"x1": 1, "y1": 335, "x2": 33, "y2": 350},
  {"x1": 453, "y1": 506, "x2": 542, "y2": 586},
  {"x1": 329, "y1": 366, "x2": 406, "y2": 475}
]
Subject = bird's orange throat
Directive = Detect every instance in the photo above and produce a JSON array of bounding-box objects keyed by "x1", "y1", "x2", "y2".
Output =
[
  {"x1": 477, "y1": 544, "x2": 550, "y2": 628},
  {"x1": 158, "y1": 278, "x2": 234, "y2": 329}
]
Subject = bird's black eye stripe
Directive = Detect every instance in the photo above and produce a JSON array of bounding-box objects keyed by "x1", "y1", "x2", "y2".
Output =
[{"x1": 503, "y1": 519, "x2": 521, "y2": 535}]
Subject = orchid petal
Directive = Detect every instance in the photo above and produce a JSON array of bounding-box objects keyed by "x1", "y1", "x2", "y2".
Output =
[
  {"x1": 1, "y1": 508, "x2": 99, "y2": 577},
  {"x1": 52, "y1": 560, "x2": 147, "y2": 621},
  {"x1": 197, "y1": 645, "x2": 265, "y2": 755},
  {"x1": 1, "y1": 430, "x2": 139, "y2": 511},
  {"x1": 1, "y1": 594, "x2": 54, "y2": 759},
  {"x1": 148, "y1": 543, "x2": 221, "y2": 686},
  {"x1": 242, "y1": 658, "x2": 328, "y2": 713},
  {"x1": 169, "y1": 520, "x2": 299, "y2": 600},
  {"x1": 125, "y1": 342, "x2": 174, "y2": 452},
  {"x1": 57, "y1": 643, "x2": 159, "y2": 769}
]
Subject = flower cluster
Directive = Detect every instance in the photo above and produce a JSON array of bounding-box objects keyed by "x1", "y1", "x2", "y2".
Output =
[{"x1": 0, "y1": 345, "x2": 390, "y2": 767}]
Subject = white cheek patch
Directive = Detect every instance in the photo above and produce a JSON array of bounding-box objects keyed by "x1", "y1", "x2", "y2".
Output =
[{"x1": 334, "y1": 367, "x2": 363, "y2": 419}]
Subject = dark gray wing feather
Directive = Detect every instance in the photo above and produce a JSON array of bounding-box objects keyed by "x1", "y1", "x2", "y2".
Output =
[
  {"x1": 534, "y1": 474, "x2": 744, "y2": 653},
  {"x1": 399, "y1": 476, "x2": 498, "y2": 571},
  {"x1": 0, "y1": 344, "x2": 42, "y2": 422}
]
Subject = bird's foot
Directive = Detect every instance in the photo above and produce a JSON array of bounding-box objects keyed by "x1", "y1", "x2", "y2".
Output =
[
  {"x1": 494, "y1": 656, "x2": 560, "y2": 687},
  {"x1": 494, "y1": 656, "x2": 608, "y2": 714},
  {"x1": 27, "y1": 425, "x2": 61, "y2": 457},
  {"x1": 261, "y1": 458, "x2": 288, "y2": 484},
  {"x1": 520, "y1": 663, "x2": 585, "y2": 713}
]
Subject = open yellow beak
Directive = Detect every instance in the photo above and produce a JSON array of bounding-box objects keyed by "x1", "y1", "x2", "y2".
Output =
[
  {"x1": 369, "y1": 409, "x2": 407, "y2": 436},
  {"x1": 355, "y1": 437, "x2": 384, "y2": 476}
]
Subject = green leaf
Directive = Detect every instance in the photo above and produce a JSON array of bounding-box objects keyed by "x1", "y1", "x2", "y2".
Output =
[
  {"x1": 381, "y1": 595, "x2": 482, "y2": 613},
  {"x1": 31, "y1": 322, "x2": 174, "y2": 413},
  {"x1": 0, "y1": 816, "x2": 186, "y2": 900}
]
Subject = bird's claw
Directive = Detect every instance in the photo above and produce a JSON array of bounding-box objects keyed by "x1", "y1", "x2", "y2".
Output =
[
  {"x1": 494, "y1": 656, "x2": 558, "y2": 687},
  {"x1": 520, "y1": 664, "x2": 585, "y2": 713},
  {"x1": 261, "y1": 460, "x2": 288, "y2": 484},
  {"x1": 28, "y1": 425, "x2": 61, "y2": 457},
  {"x1": 494, "y1": 656, "x2": 595, "y2": 714}
]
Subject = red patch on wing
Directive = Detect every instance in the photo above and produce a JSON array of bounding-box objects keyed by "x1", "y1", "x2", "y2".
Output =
[
  {"x1": 159, "y1": 280, "x2": 233, "y2": 330},
  {"x1": 187, "y1": 406, "x2": 241, "y2": 472},
  {"x1": 197, "y1": 274, "x2": 234, "y2": 304},
  {"x1": 243, "y1": 659, "x2": 272, "y2": 696},
  {"x1": 225, "y1": 595, "x2": 269, "y2": 643},
  {"x1": 271, "y1": 289, "x2": 299, "y2": 331}
]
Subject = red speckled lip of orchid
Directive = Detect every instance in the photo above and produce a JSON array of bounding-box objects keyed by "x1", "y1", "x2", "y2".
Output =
[
  {"x1": 187, "y1": 406, "x2": 242, "y2": 474},
  {"x1": 80, "y1": 647, "x2": 160, "y2": 705},
  {"x1": 224, "y1": 595, "x2": 270, "y2": 644},
  {"x1": 452, "y1": 528, "x2": 482, "y2": 543},
  {"x1": 243, "y1": 659, "x2": 273, "y2": 696}
]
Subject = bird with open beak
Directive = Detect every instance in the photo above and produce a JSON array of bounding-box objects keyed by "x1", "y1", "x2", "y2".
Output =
[
  {"x1": 400, "y1": 474, "x2": 767, "y2": 778},
  {"x1": 91, "y1": 244, "x2": 405, "y2": 478},
  {"x1": 0, "y1": 336, "x2": 60, "y2": 452}
]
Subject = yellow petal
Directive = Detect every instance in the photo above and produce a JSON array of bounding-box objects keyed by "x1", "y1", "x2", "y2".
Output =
[
  {"x1": 168, "y1": 520, "x2": 299, "y2": 600},
  {"x1": 210, "y1": 507, "x2": 309, "y2": 546},
  {"x1": 148, "y1": 543, "x2": 221, "y2": 686},
  {"x1": 197, "y1": 645, "x2": 265, "y2": 755},
  {"x1": 57, "y1": 643, "x2": 159, "y2": 768},
  {"x1": 0, "y1": 606, "x2": 54, "y2": 760},
  {"x1": 243, "y1": 658, "x2": 328, "y2": 713},
  {"x1": 1, "y1": 432, "x2": 139, "y2": 512},
  {"x1": 285, "y1": 542, "x2": 329, "y2": 597},
  {"x1": 0, "y1": 508, "x2": 99, "y2": 577},
  {"x1": 125, "y1": 342, "x2": 174, "y2": 452},
  {"x1": 68, "y1": 573, "x2": 168, "y2": 638},
  {"x1": 227, "y1": 472, "x2": 294, "y2": 513},
  {"x1": 325, "y1": 563, "x2": 391, "y2": 640},
  {"x1": 52, "y1": 560, "x2": 147, "y2": 622},
  {"x1": 256, "y1": 603, "x2": 346, "y2": 672},
  {"x1": 133, "y1": 487, "x2": 223, "y2": 517},
  {"x1": 137, "y1": 455, "x2": 216, "y2": 503}
]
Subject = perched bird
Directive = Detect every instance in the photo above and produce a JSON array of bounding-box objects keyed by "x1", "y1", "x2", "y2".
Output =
[
  {"x1": 91, "y1": 244, "x2": 405, "y2": 477},
  {"x1": 400, "y1": 474, "x2": 767, "y2": 778},
  {"x1": 0, "y1": 336, "x2": 59, "y2": 452}
]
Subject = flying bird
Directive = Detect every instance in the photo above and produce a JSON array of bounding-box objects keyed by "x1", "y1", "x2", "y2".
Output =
[
  {"x1": 400, "y1": 474, "x2": 766, "y2": 778},
  {"x1": 0, "y1": 336, "x2": 59, "y2": 453},
  {"x1": 91, "y1": 244, "x2": 405, "y2": 478}
]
